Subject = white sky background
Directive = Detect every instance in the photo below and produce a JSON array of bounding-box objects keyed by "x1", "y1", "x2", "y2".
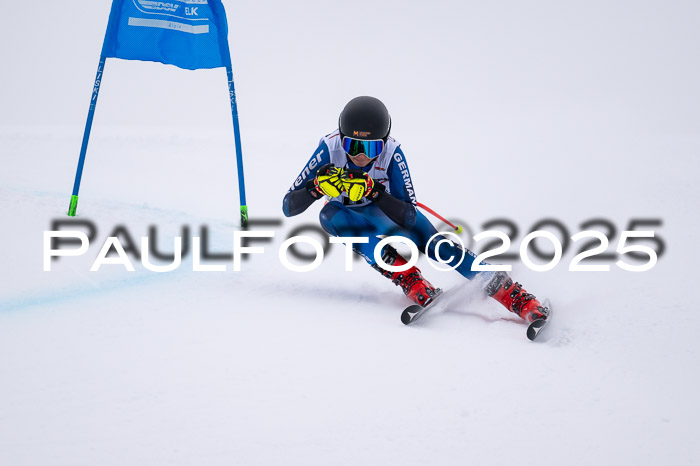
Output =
[{"x1": 1, "y1": 0, "x2": 697, "y2": 222}]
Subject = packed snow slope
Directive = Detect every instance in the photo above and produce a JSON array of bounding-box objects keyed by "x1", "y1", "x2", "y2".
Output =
[{"x1": 1, "y1": 1, "x2": 699, "y2": 465}]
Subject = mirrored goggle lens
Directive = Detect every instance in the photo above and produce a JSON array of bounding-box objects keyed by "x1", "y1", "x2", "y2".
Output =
[{"x1": 342, "y1": 137, "x2": 384, "y2": 158}]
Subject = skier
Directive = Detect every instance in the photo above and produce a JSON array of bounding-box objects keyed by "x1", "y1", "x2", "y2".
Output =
[{"x1": 282, "y1": 96, "x2": 549, "y2": 325}]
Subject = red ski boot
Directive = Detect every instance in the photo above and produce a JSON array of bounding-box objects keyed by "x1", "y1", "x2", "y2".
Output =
[
  {"x1": 485, "y1": 272, "x2": 549, "y2": 323},
  {"x1": 373, "y1": 246, "x2": 440, "y2": 307}
]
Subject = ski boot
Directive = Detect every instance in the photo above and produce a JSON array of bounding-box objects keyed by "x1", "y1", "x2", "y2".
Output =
[
  {"x1": 372, "y1": 246, "x2": 440, "y2": 307},
  {"x1": 484, "y1": 271, "x2": 549, "y2": 323}
]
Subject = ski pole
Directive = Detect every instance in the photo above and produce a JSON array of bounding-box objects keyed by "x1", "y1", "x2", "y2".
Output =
[{"x1": 417, "y1": 202, "x2": 464, "y2": 233}]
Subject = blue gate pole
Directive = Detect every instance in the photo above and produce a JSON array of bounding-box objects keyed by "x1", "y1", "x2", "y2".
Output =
[
  {"x1": 226, "y1": 65, "x2": 248, "y2": 228},
  {"x1": 68, "y1": 57, "x2": 106, "y2": 216}
]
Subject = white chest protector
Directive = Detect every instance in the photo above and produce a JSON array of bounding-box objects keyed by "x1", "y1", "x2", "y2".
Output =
[{"x1": 322, "y1": 129, "x2": 400, "y2": 208}]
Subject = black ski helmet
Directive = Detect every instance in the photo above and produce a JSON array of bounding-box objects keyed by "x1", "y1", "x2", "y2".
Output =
[{"x1": 338, "y1": 96, "x2": 391, "y2": 141}]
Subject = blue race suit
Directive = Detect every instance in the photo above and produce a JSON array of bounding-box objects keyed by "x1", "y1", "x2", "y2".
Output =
[{"x1": 282, "y1": 130, "x2": 481, "y2": 279}]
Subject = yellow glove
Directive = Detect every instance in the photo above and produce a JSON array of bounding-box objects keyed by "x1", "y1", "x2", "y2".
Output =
[
  {"x1": 313, "y1": 164, "x2": 345, "y2": 198},
  {"x1": 341, "y1": 169, "x2": 375, "y2": 202}
]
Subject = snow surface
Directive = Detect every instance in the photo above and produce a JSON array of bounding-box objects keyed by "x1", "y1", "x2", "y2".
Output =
[{"x1": 1, "y1": 1, "x2": 699, "y2": 465}]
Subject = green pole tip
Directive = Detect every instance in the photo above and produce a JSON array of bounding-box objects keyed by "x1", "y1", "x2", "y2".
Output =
[
  {"x1": 68, "y1": 195, "x2": 79, "y2": 217},
  {"x1": 240, "y1": 205, "x2": 248, "y2": 228}
]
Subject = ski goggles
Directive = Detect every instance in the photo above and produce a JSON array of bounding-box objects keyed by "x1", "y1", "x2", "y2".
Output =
[{"x1": 342, "y1": 136, "x2": 384, "y2": 159}]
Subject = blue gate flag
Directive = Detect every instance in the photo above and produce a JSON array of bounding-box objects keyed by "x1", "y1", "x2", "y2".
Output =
[
  {"x1": 102, "y1": 0, "x2": 231, "y2": 70},
  {"x1": 69, "y1": 0, "x2": 249, "y2": 227}
]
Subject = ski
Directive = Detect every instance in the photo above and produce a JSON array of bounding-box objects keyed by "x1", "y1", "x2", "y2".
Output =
[
  {"x1": 400, "y1": 288, "x2": 444, "y2": 325},
  {"x1": 526, "y1": 298, "x2": 552, "y2": 341},
  {"x1": 402, "y1": 291, "x2": 553, "y2": 341}
]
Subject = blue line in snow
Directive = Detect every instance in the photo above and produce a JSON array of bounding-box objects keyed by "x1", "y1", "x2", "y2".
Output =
[{"x1": 0, "y1": 271, "x2": 177, "y2": 314}]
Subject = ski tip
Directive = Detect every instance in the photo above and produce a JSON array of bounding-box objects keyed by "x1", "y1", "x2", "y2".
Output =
[
  {"x1": 401, "y1": 306, "x2": 420, "y2": 325},
  {"x1": 526, "y1": 298, "x2": 553, "y2": 341},
  {"x1": 526, "y1": 318, "x2": 548, "y2": 341},
  {"x1": 400, "y1": 288, "x2": 444, "y2": 326}
]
